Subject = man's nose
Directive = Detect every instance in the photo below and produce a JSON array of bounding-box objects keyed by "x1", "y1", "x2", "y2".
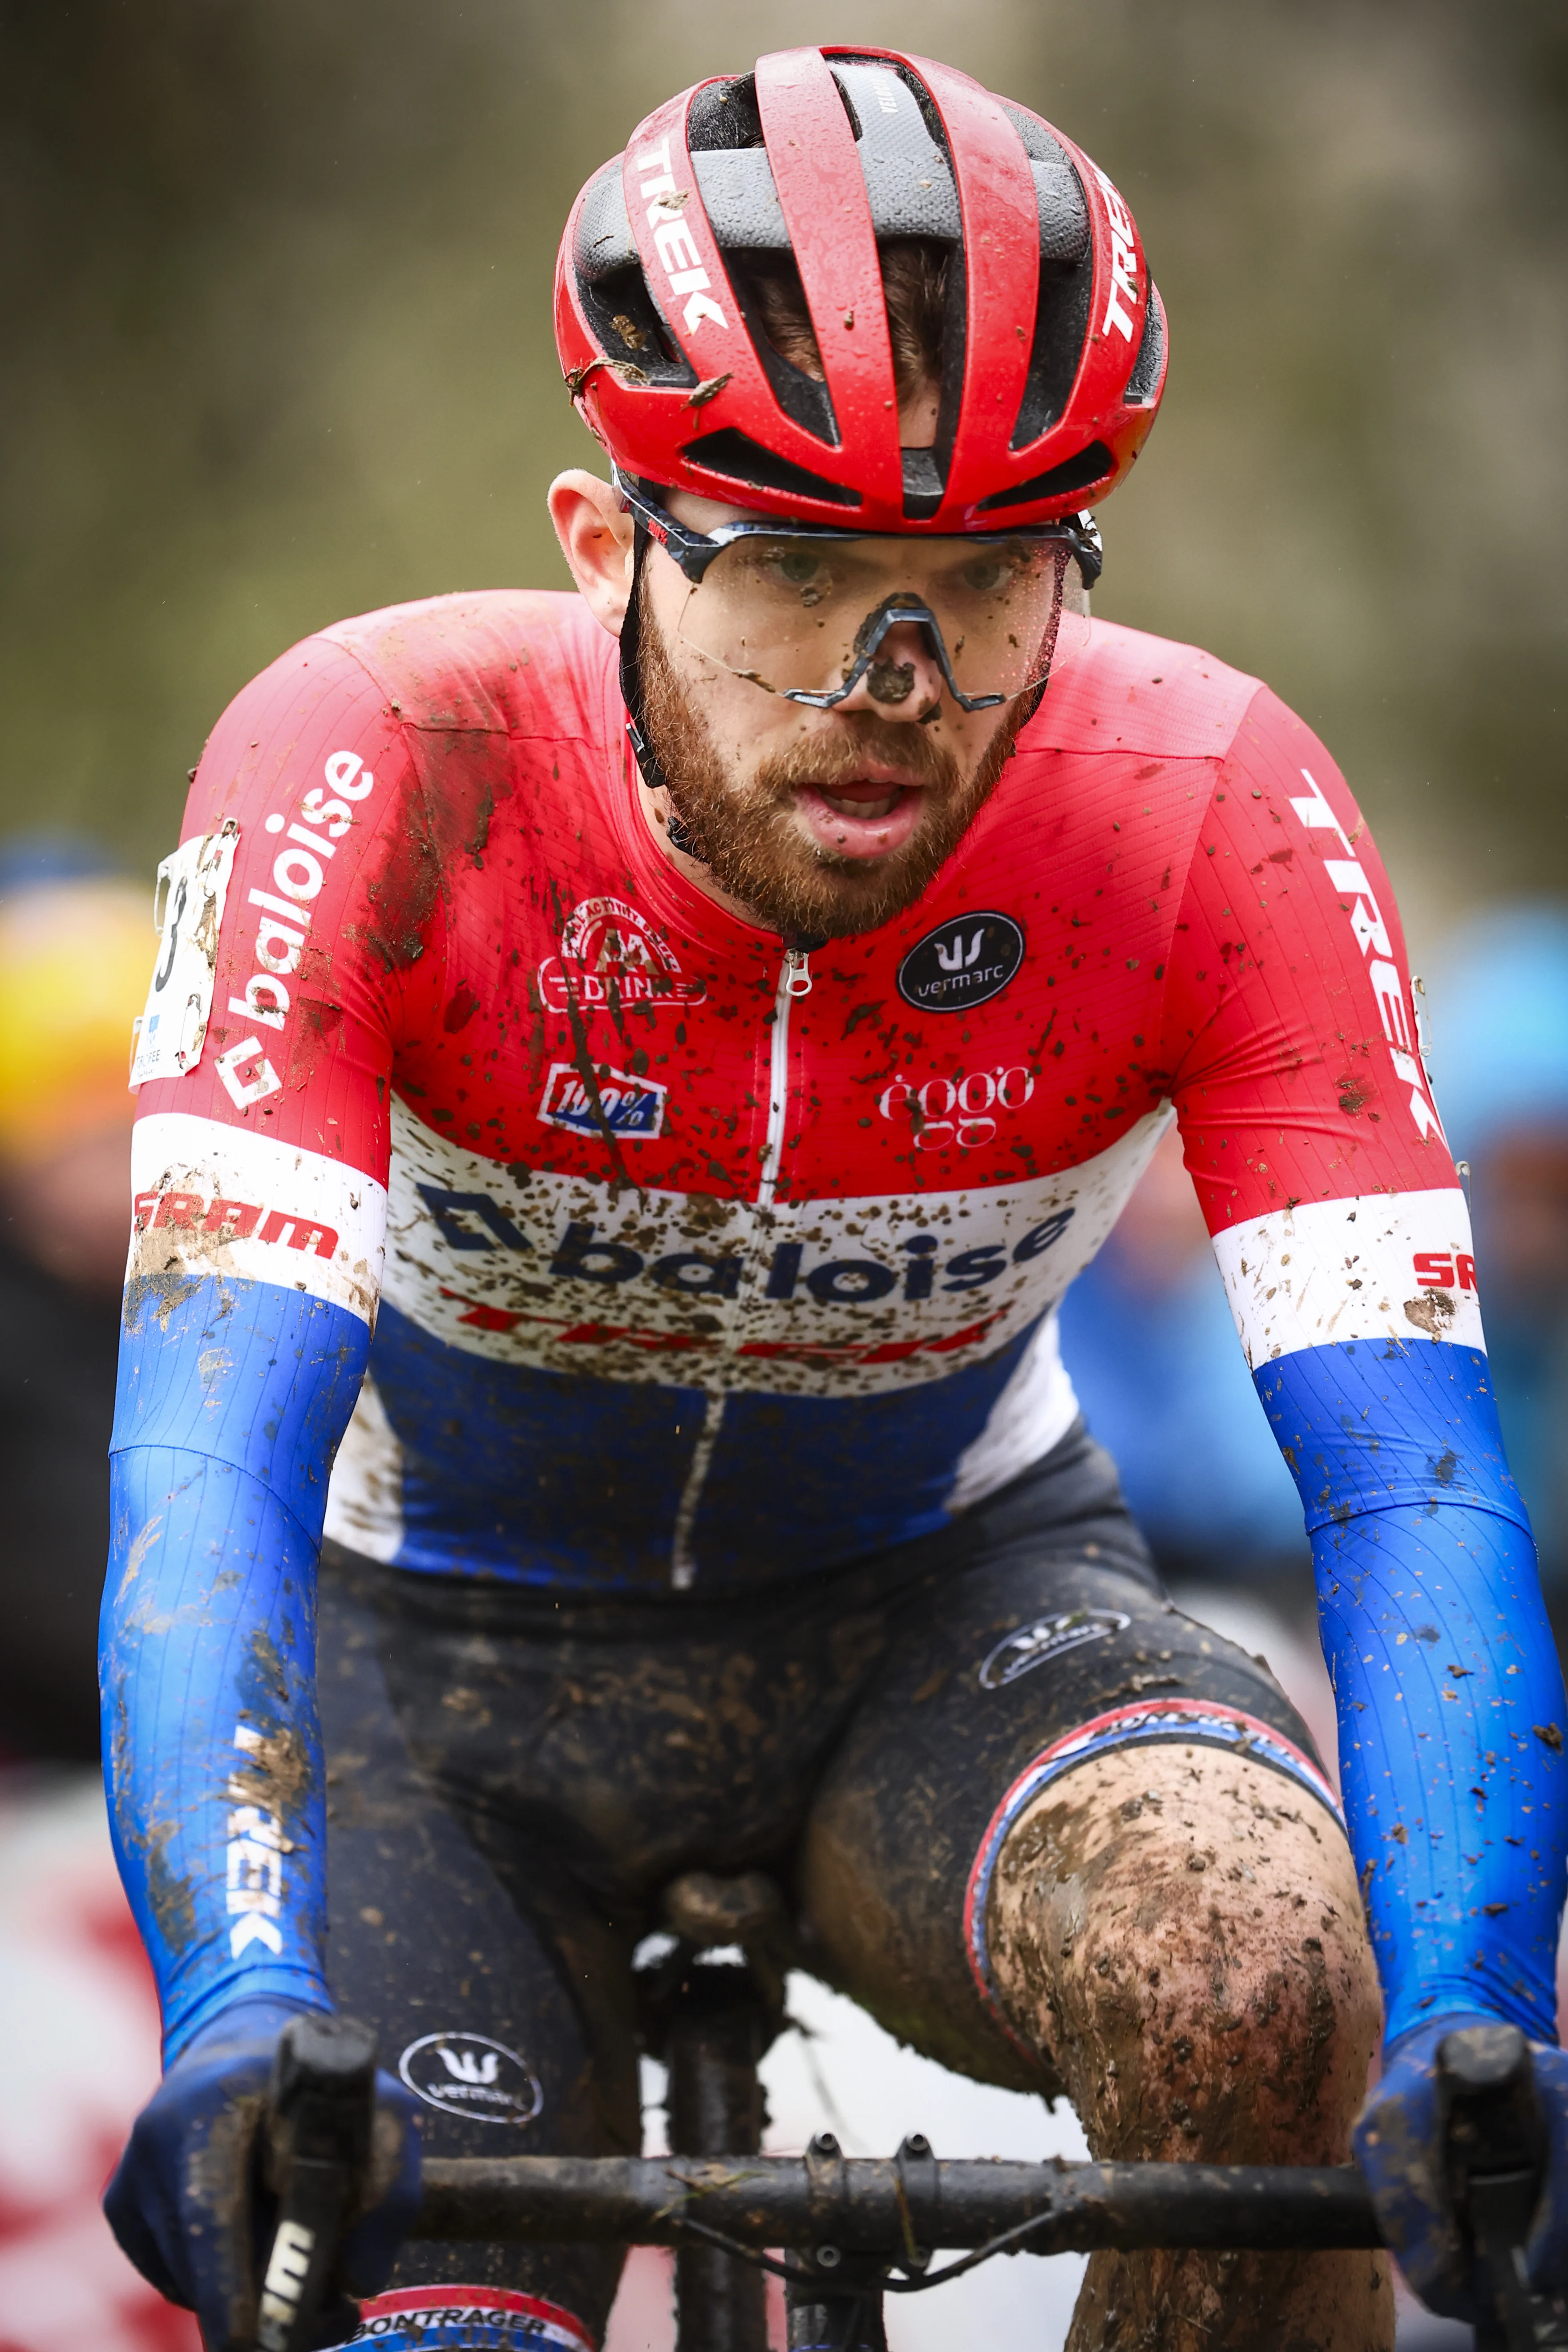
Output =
[{"x1": 836, "y1": 616, "x2": 945, "y2": 717}]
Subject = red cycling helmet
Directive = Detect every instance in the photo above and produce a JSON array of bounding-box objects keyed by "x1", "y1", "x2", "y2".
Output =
[{"x1": 555, "y1": 45, "x2": 1166, "y2": 532}]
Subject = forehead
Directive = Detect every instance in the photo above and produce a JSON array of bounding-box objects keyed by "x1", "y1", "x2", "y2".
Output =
[{"x1": 663, "y1": 484, "x2": 777, "y2": 533}]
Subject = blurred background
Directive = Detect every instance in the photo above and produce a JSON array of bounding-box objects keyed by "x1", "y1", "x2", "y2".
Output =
[{"x1": 0, "y1": 0, "x2": 1563, "y2": 2344}]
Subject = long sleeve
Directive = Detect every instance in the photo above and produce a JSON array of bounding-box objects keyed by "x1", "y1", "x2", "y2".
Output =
[
  {"x1": 1161, "y1": 685, "x2": 1567, "y2": 2043},
  {"x1": 104, "y1": 634, "x2": 422, "y2": 2057}
]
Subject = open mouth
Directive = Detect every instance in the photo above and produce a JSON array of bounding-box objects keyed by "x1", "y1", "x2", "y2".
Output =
[
  {"x1": 818, "y1": 784, "x2": 904, "y2": 820},
  {"x1": 792, "y1": 775, "x2": 925, "y2": 860}
]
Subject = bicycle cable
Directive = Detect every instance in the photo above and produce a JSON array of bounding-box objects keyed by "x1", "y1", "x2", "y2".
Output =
[{"x1": 667, "y1": 2202, "x2": 1063, "y2": 2293}]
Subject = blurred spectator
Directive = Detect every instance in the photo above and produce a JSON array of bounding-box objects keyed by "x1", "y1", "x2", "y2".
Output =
[
  {"x1": 1424, "y1": 905, "x2": 1568, "y2": 1611},
  {"x1": 1057, "y1": 1122, "x2": 1312, "y2": 1603},
  {"x1": 0, "y1": 1774, "x2": 198, "y2": 2352},
  {"x1": 0, "y1": 839, "x2": 150, "y2": 1763}
]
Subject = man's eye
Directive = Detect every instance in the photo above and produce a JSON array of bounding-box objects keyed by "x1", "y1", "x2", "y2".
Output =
[
  {"x1": 773, "y1": 550, "x2": 826, "y2": 587},
  {"x1": 960, "y1": 556, "x2": 1013, "y2": 594}
]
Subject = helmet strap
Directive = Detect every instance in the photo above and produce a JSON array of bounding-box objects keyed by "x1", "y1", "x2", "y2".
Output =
[{"x1": 618, "y1": 525, "x2": 705, "y2": 862}]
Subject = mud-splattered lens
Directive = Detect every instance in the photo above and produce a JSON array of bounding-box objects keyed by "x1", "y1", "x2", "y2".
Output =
[{"x1": 667, "y1": 533, "x2": 1090, "y2": 705}]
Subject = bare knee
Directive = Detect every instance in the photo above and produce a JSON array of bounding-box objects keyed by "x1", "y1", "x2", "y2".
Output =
[{"x1": 986, "y1": 1745, "x2": 1381, "y2": 2162}]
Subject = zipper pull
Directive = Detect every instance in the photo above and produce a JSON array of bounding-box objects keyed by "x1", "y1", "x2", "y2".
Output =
[{"x1": 783, "y1": 945, "x2": 813, "y2": 998}]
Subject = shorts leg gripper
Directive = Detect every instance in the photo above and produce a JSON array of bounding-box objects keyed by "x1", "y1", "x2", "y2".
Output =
[
  {"x1": 346, "y1": 2287, "x2": 596, "y2": 2352},
  {"x1": 961, "y1": 1697, "x2": 1344, "y2": 2040}
]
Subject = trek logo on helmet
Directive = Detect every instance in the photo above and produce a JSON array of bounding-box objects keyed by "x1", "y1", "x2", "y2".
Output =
[
  {"x1": 1092, "y1": 165, "x2": 1141, "y2": 343},
  {"x1": 634, "y1": 134, "x2": 728, "y2": 335}
]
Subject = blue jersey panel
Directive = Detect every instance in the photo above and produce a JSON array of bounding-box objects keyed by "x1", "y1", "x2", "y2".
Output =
[
  {"x1": 106, "y1": 1274, "x2": 369, "y2": 2053},
  {"x1": 368, "y1": 1306, "x2": 1048, "y2": 1587},
  {"x1": 1256, "y1": 1339, "x2": 1527, "y2": 1530},
  {"x1": 116, "y1": 1272, "x2": 371, "y2": 1544},
  {"x1": 102, "y1": 1445, "x2": 331, "y2": 2058},
  {"x1": 368, "y1": 1303, "x2": 698, "y2": 1584},
  {"x1": 689, "y1": 1333, "x2": 1041, "y2": 1574},
  {"x1": 1257, "y1": 1339, "x2": 1567, "y2": 2044}
]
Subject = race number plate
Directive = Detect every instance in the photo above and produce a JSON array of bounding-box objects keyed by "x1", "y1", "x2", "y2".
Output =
[{"x1": 130, "y1": 822, "x2": 240, "y2": 1088}]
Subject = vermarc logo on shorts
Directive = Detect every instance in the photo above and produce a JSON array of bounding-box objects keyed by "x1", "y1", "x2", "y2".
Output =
[
  {"x1": 979, "y1": 1609, "x2": 1131, "y2": 1689},
  {"x1": 398, "y1": 2032, "x2": 543, "y2": 2126}
]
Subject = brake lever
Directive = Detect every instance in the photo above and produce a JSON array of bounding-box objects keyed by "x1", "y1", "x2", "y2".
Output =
[
  {"x1": 254, "y1": 2014, "x2": 378, "y2": 2352},
  {"x1": 1439, "y1": 2021, "x2": 1559, "y2": 2352}
]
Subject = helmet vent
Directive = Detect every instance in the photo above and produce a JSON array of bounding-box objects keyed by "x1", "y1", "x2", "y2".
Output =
[
  {"x1": 574, "y1": 163, "x2": 694, "y2": 387},
  {"x1": 691, "y1": 150, "x2": 790, "y2": 252},
  {"x1": 1009, "y1": 236, "x2": 1093, "y2": 449},
  {"x1": 575, "y1": 159, "x2": 639, "y2": 283},
  {"x1": 1124, "y1": 289, "x2": 1165, "y2": 406},
  {"x1": 727, "y1": 254, "x2": 841, "y2": 447},
  {"x1": 975, "y1": 441, "x2": 1113, "y2": 512},
  {"x1": 686, "y1": 76, "x2": 765, "y2": 153},
  {"x1": 901, "y1": 447, "x2": 945, "y2": 522},
  {"x1": 1000, "y1": 105, "x2": 1091, "y2": 264},
  {"x1": 682, "y1": 428, "x2": 860, "y2": 508},
  {"x1": 829, "y1": 60, "x2": 962, "y2": 243}
]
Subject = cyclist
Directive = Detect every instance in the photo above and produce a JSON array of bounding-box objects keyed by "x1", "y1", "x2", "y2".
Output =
[{"x1": 102, "y1": 46, "x2": 1567, "y2": 2352}]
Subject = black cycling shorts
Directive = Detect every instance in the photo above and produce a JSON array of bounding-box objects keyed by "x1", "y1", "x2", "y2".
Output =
[{"x1": 316, "y1": 1423, "x2": 1337, "y2": 2335}]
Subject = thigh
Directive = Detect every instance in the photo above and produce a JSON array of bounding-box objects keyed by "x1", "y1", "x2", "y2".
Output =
[
  {"x1": 799, "y1": 1433, "x2": 1334, "y2": 2096},
  {"x1": 316, "y1": 1546, "x2": 639, "y2": 2338}
]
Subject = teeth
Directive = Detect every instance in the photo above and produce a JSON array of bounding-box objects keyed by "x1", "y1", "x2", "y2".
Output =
[{"x1": 820, "y1": 788, "x2": 898, "y2": 819}]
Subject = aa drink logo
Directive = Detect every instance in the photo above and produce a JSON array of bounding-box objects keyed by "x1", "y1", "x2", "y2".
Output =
[
  {"x1": 897, "y1": 913, "x2": 1025, "y2": 1012},
  {"x1": 537, "y1": 895, "x2": 706, "y2": 1014},
  {"x1": 538, "y1": 1062, "x2": 667, "y2": 1139}
]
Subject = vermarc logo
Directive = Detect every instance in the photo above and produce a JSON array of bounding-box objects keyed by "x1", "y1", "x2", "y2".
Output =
[
  {"x1": 897, "y1": 913, "x2": 1025, "y2": 1013},
  {"x1": 398, "y1": 2032, "x2": 543, "y2": 2126}
]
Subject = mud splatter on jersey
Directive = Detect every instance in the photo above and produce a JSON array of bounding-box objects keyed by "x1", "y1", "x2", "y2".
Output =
[{"x1": 102, "y1": 592, "x2": 1564, "y2": 2058}]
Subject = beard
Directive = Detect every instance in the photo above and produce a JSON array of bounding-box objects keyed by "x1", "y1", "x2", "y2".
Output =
[{"x1": 637, "y1": 590, "x2": 1028, "y2": 940}]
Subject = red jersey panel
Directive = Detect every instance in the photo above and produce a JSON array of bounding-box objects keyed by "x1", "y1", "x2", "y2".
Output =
[{"x1": 125, "y1": 592, "x2": 1467, "y2": 1585}]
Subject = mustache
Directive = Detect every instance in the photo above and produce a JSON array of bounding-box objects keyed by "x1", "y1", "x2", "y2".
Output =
[{"x1": 752, "y1": 717, "x2": 958, "y2": 798}]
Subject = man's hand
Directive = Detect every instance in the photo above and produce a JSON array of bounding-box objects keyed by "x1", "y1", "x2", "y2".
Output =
[
  {"x1": 1355, "y1": 2012, "x2": 1568, "y2": 2321},
  {"x1": 104, "y1": 1996, "x2": 421, "y2": 2350}
]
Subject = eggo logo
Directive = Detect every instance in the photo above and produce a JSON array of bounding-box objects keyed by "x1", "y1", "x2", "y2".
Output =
[
  {"x1": 634, "y1": 136, "x2": 728, "y2": 335},
  {"x1": 879, "y1": 1067, "x2": 1036, "y2": 1152}
]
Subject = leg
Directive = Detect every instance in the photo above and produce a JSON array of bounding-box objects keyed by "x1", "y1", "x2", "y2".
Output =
[
  {"x1": 316, "y1": 1544, "x2": 640, "y2": 2348},
  {"x1": 986, "y1": 1741, "x2": 1387, "y2": 2352},
  {"x1": 799, "y1": 1440, "x2": 1390, "y2": 2351}
]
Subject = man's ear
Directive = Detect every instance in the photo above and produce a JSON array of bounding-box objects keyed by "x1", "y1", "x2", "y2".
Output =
[{"x1": 548, "y1": 470, "x2": 635, "y2": 636}]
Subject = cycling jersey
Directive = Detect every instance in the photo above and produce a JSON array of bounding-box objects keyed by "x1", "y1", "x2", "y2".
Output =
[{"x1": 104, "y1": 590, "x2": 1565, "y2": 2062}]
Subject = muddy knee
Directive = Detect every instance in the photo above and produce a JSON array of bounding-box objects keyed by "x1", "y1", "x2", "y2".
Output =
[{"x1": 983, "y1": 1745, "x2": 1381, "y2": 2160}]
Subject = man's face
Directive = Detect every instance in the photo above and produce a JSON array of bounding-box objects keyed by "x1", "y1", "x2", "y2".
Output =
[{"x1": 637, "y1": 488, "x2": 1033, "y2": 941}]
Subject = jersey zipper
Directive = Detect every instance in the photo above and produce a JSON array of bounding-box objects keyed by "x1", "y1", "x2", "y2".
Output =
[
  {"x1": 671, "y1": 941, "x2": 812, "y2": 1589},
  {"x1": 756, "y1": 942, "x2": 812, "y2": 1210}
]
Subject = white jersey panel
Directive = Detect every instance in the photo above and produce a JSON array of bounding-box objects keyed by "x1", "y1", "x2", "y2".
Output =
[
  {"x1": 323, "y1": 1376, "x2": 406, "y2": 1563},
  {"x1": 1210, "y1": 1188, "x2": 1487, "y2": 1369},
  {"x1": 380, "y1": 1094, "x2": 1176, "y2": 1397},
  {"x1": 130, "y1": 1111, "x2": 387, "y2": 1326},
  {"x1": 946, "y1": 1312, "x2": 1081, "y2": 1514}
]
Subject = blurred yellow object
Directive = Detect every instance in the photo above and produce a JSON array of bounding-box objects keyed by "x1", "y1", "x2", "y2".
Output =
[{"x1": 0, "y1": 878, "x2": 153, "y2": 1162}]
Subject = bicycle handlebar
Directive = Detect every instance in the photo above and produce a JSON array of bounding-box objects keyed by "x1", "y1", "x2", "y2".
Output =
[
  {"x1": 409, "y1": 2151, "x2": 1382, "y2": 2254},
  {"x1": 249, "y1": 2015, "x2": 1562, "y2": 2352}
]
